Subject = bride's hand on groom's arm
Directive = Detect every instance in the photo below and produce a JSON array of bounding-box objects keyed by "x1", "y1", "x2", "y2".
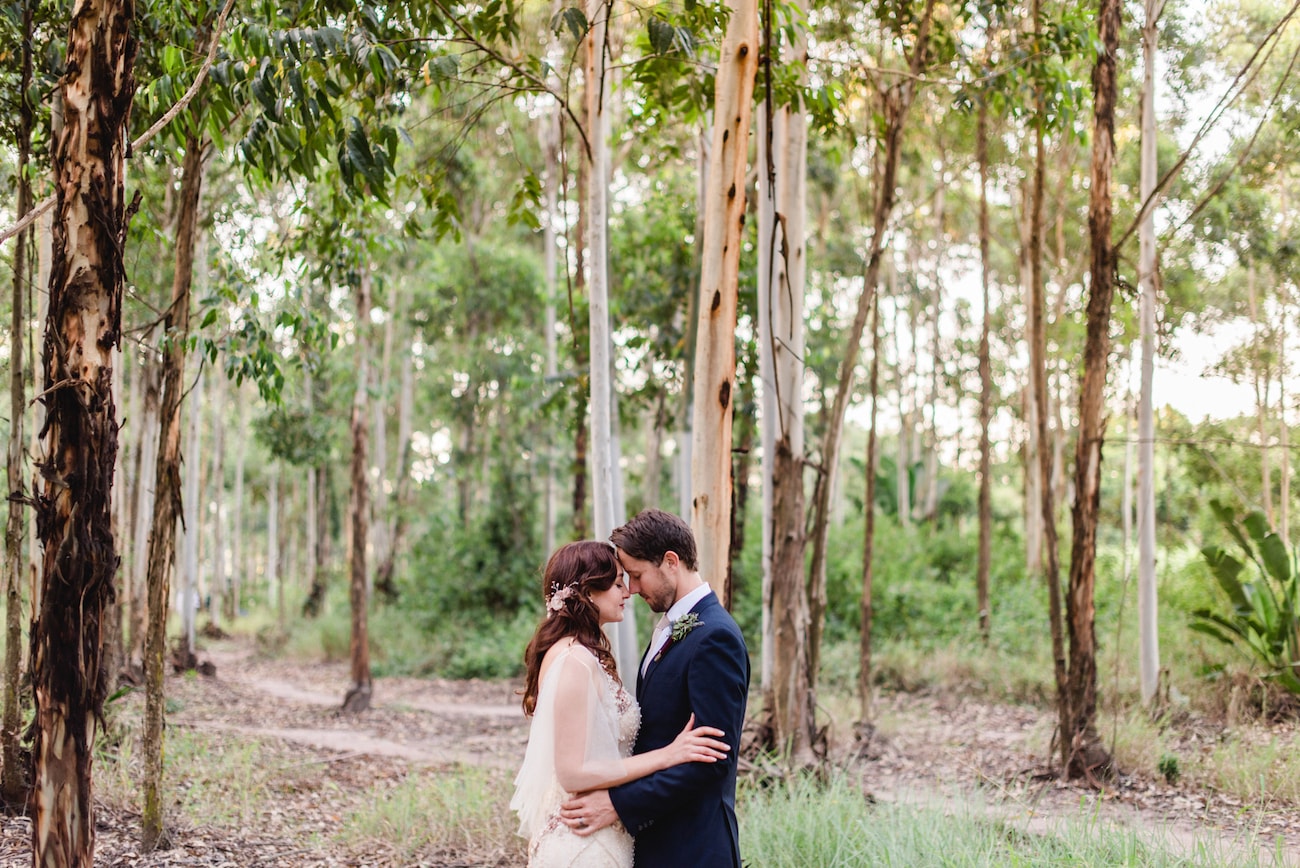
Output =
[
  {"x1": 560, "y1": 790, "x2": 617, "y2": 837},
  {"x1": 664, "y1": 712, "x2": 729, "y2": 768}
]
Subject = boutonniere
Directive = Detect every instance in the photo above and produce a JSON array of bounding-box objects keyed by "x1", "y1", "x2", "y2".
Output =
[
  {"x1": 670, "y1": 613, "x2": 702, "y2": 642},
  {"x1": 655, "y1": 614, "x2": 704, "y2": 662}
]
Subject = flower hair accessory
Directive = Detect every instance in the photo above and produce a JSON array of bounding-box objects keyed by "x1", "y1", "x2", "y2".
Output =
[{"x1": 547, "y1": 582, "x2": 578, "y2": 616}]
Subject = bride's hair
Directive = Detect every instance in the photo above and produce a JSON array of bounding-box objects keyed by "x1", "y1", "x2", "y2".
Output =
[{"x1": 521, "y1": 540, "x2": 622, "y2": 715}]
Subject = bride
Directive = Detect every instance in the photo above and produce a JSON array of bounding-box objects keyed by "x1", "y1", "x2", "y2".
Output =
[{"x1": 511, "y1": 540, "x2": 730, "y2": 867}]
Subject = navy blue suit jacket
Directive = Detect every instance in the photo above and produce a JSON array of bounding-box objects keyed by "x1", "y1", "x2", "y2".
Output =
[{"x1": 609, "y1": 592, "x2": 750, "y2": 868}]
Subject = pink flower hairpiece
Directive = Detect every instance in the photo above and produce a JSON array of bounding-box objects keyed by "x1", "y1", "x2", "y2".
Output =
[{"x1": 547, "y1": 583, "x2": 578, "y2": 616}]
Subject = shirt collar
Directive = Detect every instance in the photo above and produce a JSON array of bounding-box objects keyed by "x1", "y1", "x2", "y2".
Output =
[{"x1": 666, "y1": 583, "x2": 712, "y2": 624}]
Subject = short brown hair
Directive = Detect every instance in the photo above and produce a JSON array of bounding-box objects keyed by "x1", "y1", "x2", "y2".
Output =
[{"x1": 610, "y1": 508, "x2": 698, "y2": 571}]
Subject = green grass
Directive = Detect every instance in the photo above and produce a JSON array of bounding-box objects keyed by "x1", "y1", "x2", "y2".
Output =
[
  {"x1": 339, "y1": 764, "x2": 525, "y2": 863},
  {"x1": 739, "y1": 773, "x2": 1283, "y2": 867},
  {"x1": 1198, "y1": 730, "x2": 1300, "y2": 806}
]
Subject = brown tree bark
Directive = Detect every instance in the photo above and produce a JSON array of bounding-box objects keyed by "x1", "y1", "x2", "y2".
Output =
[
  {"x1": 1063, "y1": 0, "x2": 1121, "y2": 781},
  {"x1": 3, "y1": 0, "x2": 35, "y2": 807},
  {"x1": 142, "y1": 129, "x2": 205, "y2": 849},
  {"x1": 1026, "y1": 0, "x2": 1070, "y2": 780},
  {"x1": 857, "y1": 291, "x2": 882, "y2": 727},
  {"x1": 342, "y1": 266, "x2": 374, "y2": 713},
  {"x1": 31, "y1": 0, "x2": 136, "y2": 860}
]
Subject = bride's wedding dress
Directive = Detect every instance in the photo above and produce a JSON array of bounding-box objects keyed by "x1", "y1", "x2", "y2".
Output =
[{"x1": 511, "y1": 644, "x2": 640, "y2": 868}]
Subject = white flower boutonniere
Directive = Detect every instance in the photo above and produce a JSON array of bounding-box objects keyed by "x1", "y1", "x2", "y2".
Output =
[{"x1": 655, "y1": 613, "x2": 704, "y2": 663}]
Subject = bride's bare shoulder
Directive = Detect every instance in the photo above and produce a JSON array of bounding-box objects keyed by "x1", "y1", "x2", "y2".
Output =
[{"x1": 538, "y1": 638, "x2": 594, "y2": 683}]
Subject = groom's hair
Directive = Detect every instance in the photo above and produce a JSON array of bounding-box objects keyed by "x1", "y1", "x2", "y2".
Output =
[{"x1": 611, "y1": 508, "x2": 698, "y2": 571}]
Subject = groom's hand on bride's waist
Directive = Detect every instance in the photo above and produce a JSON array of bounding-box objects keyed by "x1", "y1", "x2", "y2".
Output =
[{"x1": 560, "y1": 790, "x2": 617, "y2": 837}]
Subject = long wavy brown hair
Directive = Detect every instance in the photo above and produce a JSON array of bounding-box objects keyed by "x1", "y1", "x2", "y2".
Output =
[{"x1": 520, "y1": 540, "x2": 621, "y2": 716}]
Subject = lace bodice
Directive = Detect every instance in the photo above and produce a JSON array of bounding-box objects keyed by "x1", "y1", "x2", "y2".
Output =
[{"x1": 604, "y1": 667, "x2": 641, "y2": 755}]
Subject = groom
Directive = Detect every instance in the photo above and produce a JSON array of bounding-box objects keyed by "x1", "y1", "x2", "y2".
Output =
[{"x1": 560, "y1": 508, "x2": 750, "y2": 867}]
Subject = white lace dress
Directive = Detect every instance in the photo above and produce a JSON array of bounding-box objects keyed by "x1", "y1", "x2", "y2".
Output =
[{"x1": 511, "y1": 645, "x2": 640, "y2": 868}]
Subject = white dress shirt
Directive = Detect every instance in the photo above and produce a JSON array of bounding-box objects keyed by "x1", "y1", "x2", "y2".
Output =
[{"x1": 641, "y1": 583, "x2": 713, "y2": 676}]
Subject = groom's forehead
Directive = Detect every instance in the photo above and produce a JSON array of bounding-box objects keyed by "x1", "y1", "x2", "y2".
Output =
[{"x1": 615, "y1": 550, "x2": 652, "y2": 570}]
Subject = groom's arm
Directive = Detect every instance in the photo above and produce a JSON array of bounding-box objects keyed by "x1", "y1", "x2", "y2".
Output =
[{"x1": 608, "y1": 626, "x2": 748, "y2": 833}]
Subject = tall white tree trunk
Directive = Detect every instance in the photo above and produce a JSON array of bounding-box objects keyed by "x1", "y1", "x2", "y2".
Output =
[
  {"x1": 923, "y1": 182, "x2": 945, "y2": 521},
  {"x1": 690, "y1": 0, "x2": 759, "y2": 602},
  {"x1": 1280, "y1": 292, "x2": 1290, "y2": 542},
  {"x1": 129, "y1": 337, "x2": 160, "y2": 660},
  {"x1": 676, "y1": 127, "x2": 709, "y2": 520},
  {"x1": 207, "y1": 355, "x2": 225, "y2": 628},
  {"x1": 1136, "y1": 0, "x2": 1161, "y2": 706},
  {"x1": 180, "y1": 364, "x2": 204, "y2": 656},
  {"x1": 230, "y1": 390, "x2": 249, "y2": 620},
  {"x1": 581, "y1": 0, "x2": 639, "y2": 678},
  {"x1": 891, "y1": 275, "x2": 911, "y2": 526},
  {"x1": 541, "y1": 108, "x2": 561, "y2": 558},
  {"x1": 268, "y1": 463, "x2": 280, "y2": 627},
  {"x1": 757, "y1": 9, "x2": 808, "y2": 739}
]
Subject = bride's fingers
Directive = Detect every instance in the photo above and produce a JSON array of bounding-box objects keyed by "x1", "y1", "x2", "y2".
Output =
[{"x1": 677, "y1": 712, "x2": 697, "y2": 735}]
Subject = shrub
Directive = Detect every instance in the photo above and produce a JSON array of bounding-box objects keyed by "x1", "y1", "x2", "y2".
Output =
[{"x1": 1193, "y1": 500, "x2": 1300, "y2": 693}]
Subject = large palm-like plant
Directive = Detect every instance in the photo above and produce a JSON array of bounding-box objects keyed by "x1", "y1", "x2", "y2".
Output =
[{"x1": 1194, "y1": 500, "x2": 1300, "y2": 694}]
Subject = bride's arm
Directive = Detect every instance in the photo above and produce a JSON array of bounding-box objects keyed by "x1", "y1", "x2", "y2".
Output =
[{"x1": 552, "y1": 652, "x2": 729, "y2": 793}]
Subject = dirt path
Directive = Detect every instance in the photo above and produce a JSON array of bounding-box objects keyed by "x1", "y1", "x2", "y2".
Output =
[{"x1": 2, "y1": 638, "x2": 1297, "y2": 866}]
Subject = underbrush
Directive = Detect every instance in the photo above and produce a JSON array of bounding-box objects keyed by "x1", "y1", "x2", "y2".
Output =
[
  {"x1": 740, "y1": 772, "x2": 1280, "y2": 866},
  {"x1": 269, "y1": 586, "x2": 536, "y2": 679},
  {"x1": 339, "y1": 764, "x2": 524, "y2": 863}
]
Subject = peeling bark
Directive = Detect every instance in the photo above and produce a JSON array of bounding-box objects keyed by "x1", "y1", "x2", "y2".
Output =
[
  {"x1": 690, "y1": 0, "x2": 760, "y2": 601},
  {"x1": 1062, "y1": 0, "x2": 1121, "y2": 781},
  {"x1": 31, "y1": 0, "x2": 136, "y2": 860}
]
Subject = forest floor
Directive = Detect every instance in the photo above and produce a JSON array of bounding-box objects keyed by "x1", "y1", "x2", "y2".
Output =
[{"x1": 1, "y1": 637, "x2": 1298, "y2": 866}]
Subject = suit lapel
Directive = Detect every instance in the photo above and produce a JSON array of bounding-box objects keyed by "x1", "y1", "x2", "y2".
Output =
[{"x1": 641, "y1": 595, "x2": 714, "y2": 690}]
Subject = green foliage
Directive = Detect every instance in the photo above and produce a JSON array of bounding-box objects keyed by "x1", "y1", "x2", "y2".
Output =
[
  {"x1": 1158, "y1": 752, "x2": 1181, "y2": 785},
  {"x1": 1193, "y1": 500, "x2": 1300, "y2": 693},
  {"x1": 253, "y1": 405, "x2": 333, "y2": 465},
  {"x1": 739, "y1": 772, "x2": 1265, "y2": 866},
  {"x1": 340, "y1": 765, "x2": 522, "y2": 863}
]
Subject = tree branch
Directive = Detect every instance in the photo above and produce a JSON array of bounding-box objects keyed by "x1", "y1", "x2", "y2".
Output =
[
  {"x1": 1114, "y1": 0, "x2": 1300, "y2": 252},
  {"x1": 0, "y1": 0, "x2": 239, "y2": 247}
]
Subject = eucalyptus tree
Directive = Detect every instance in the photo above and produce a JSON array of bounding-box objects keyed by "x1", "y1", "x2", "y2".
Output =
[
  {"x1": 29, "y1": 0, "x2": 136, "y2": 860},
  {"x1": 344, "y1": 258, "x2": 375, "y2": 712},
  {"x1": 1, "y1": 0, "x2": 44, "y2": 809},
  {"x1": 807, "y1": 0, "x2": 944, "y2": 705},
  {"x1": 134, "y1": 1, "x2": 243, "y2": 846},
  {"x1": 757, "y1": 0, "x2": 812, "y2": 756},
  {"x1": 1057, "y1": 0, "x2": 1122, "y2": 780},
  {"x1": 1136, "y1": 0, "x2": 1162, "y2": 707}
]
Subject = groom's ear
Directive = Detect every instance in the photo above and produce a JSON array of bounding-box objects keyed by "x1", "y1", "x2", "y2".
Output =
[{"x1": 662, "y1": 551, "x2": 680, "y2": 571}]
